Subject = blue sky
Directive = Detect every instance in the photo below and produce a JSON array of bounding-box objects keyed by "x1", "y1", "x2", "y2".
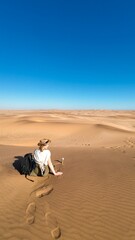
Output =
[{"x1": 0, "y1": 0, "x2": 135, "y2": 110}]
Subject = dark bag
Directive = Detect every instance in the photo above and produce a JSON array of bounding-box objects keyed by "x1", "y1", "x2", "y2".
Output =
[{"x1": 21, "y1": 153, "x2": 36, "y2": 176}]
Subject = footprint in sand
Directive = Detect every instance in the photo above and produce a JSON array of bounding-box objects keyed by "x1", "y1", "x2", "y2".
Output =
[
  {"x1": 25, "y1": 202, "x2": 36, "y2": 224},
  {"x1": 125, "y1": 138, "x2": 135, "y2": 148},
  {"x1": 25, "y1": 179, "x2": 61, "y2": 238},
  {"x1": 45, "y1": 211, "x2": 61, "y2": 239},
  {"x1": 36, "y1": 184, "x2": 53, "y2": 198}
]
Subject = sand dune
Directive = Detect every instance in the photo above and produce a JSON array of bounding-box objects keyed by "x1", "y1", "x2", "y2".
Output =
[
  {"x1": 0, "y1": 110, "x2": 135, "y2": 147},
  {"x1": 95, "y1": 122, "x2": 135, "y2": 132},
  {"x1": 0, "y1": 110, "x2": 135, "y2": 240}
]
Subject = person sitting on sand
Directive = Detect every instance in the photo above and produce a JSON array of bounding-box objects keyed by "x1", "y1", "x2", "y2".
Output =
[{"x1": 33, "y1": 139, "x2": 63, "y2": 176}]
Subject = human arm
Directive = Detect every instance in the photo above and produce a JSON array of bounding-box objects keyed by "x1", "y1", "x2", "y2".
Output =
[{"x1": 48, "y1": 158, "x2": 63, "y2": 176}]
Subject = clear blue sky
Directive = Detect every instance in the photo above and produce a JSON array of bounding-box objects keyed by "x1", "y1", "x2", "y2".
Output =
[{"x1": 0, "y1": 0, "x2": 135, "y2": 110}]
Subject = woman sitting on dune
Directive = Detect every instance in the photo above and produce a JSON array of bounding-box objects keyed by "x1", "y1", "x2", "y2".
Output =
[{"x1": 33, "y1": 139, "x2": 63, "y2": 177}]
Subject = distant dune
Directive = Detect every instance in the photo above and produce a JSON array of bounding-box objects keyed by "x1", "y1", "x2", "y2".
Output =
[
  {"x1": 0, "y1": 110, "x2": 135, "y2": 240},
  {"x1": 0, "y1": 110, "x2": 135, "y2": 147}
]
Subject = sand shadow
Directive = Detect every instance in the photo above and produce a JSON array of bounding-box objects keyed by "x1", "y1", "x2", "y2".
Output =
[{"x1": 54, "y1": 159, "x2": 63, "y2": 164}]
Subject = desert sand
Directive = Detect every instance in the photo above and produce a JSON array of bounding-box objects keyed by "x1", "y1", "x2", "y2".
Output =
[{"x1": 0, "y1": 110, "x2": 135, "y2": 240}]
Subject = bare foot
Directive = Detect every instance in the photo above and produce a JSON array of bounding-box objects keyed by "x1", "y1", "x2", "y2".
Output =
[{"x1": 55, "y1": 172, "x2": 63, "y2": 176}]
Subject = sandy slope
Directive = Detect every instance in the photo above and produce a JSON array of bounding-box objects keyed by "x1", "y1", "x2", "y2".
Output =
[{"x1": 0, "y1": 110, "x2": 135, "y2": 240}]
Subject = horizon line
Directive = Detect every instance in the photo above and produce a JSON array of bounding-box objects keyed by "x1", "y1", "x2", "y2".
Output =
[{"x1": 0, "y1": 108, "x2": 135, "y2": 112}]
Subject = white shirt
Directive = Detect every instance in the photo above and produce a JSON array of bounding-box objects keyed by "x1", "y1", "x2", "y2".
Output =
[{"x1": 34, "y1": 149, "x2": 51, "y2": 166}]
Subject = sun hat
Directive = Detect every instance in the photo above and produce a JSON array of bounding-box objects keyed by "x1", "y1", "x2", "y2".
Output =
[{"x1": 37, "y1": 139, "x2": 51, "y2": 146}]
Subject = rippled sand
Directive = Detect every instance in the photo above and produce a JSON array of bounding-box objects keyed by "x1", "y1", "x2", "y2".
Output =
[{"x1": 0, "y1": 110, "x2": 135, "y2": 240}]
